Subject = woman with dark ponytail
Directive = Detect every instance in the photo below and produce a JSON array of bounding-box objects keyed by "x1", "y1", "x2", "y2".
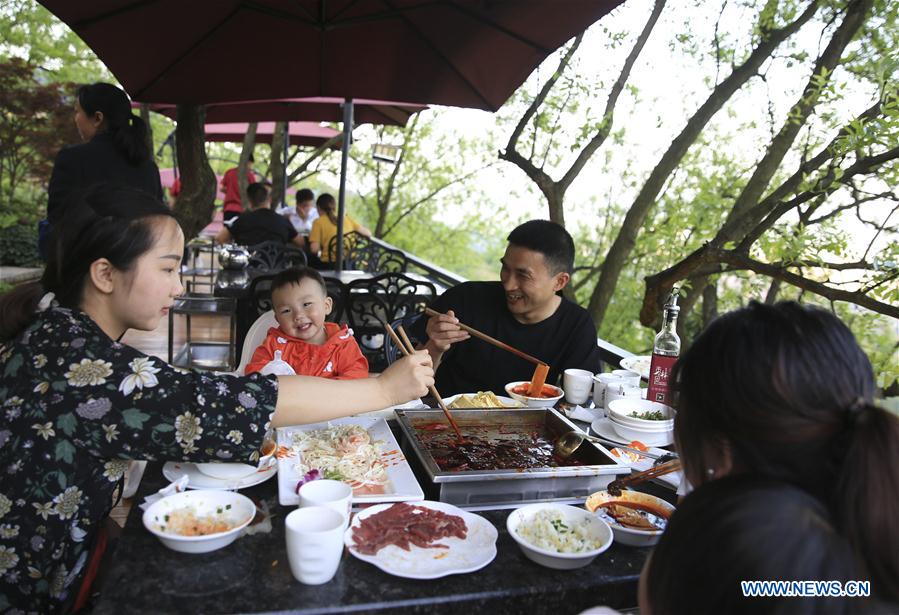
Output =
[
  {"x1": 308, "y1": 192, "x2": 372, "y2": 267},
  {"x1": 671, "y1": 301, "x2": 899, "y2": 603},
  {"x1": 41, "y1": 83, "x2": 163, "y2": 256},
  {"x1": 0, "y1": 185, "x2": 433, "y2": 613}
]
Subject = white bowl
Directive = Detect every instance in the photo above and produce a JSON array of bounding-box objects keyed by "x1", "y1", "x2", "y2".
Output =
[
  {"x1": 504, "y1": 381, "x2": 564, "y2": 408},
  {"x1": 506, "y1": 503, "x2": 613, "y2": 569},
  {"x1": 195, "y1": 462, "x2": 259, "y2": 480},
  {"x1": 607, "y1": 416, "x2": 673, "y2": 446},
  {"x1": 142, "y1": 489, "x2": 256, "y2": 553},
  {"x1": 607, "y1": 399, "x2": 674, "y2": 430},
  {"x1": 586, "y1": 490, "x2": 674, "y2": 547}
]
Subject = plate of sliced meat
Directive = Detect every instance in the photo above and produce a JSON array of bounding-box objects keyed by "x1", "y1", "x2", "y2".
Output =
[{"x1": 345, "y1": 501, "x2": 498, "y2": 579}]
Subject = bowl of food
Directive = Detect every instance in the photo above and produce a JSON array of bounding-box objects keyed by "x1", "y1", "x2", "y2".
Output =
[
  {"x1": 505, "y1": 381, "x2": 564, "y2": 408},
  {"x1": 142, "y1": 489, "x2": 256, "y2": 553},
  {"x1": 585, "y1": 490, "x2": 674, "y2": 547},
  {"x1": 607, "y1": 399, "x2": 674, "y2": 430},
  {"x1": 606, "y1": 415, "x2": 673, "y2": 447},
  {"x1": 506, "y1": 503, "x2": 613, "y2": 569}
]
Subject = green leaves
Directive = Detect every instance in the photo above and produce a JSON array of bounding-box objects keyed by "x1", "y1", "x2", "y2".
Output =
[{"x1": 55, "y1": 440, "x2": 75, "y2": 464}]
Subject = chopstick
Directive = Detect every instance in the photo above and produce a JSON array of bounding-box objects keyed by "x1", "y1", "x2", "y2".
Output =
[
  {"x1": 423, "y1": 307, "x2": 544, "y2": 366},
  {"x1": 618, "y1": 459, "x2": 682, "y2": 488},
  {"x1": 383, "y1": 322, "x2": 465, "y2": 442}
]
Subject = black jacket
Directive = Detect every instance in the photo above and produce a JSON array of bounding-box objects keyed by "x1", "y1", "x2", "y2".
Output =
[{"x1": 47, "y1": 133, "x2": 163, "y2": 223}]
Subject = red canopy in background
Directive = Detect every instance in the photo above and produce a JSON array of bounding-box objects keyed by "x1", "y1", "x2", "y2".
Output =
[
  {"x1": 145, "y1": 98, "x2": 425, "y2": 127},
  {"x1": 204, "y1": 121, "x2": 341, "y2": 148},
  {"x1": 38, "y1": 0, "x2": 624, "y2": 111}
]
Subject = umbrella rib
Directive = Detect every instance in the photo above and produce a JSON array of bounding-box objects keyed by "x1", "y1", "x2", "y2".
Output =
[
  {"x1": 379, "y1": 0, "x2": 493, "y2": 109},
  {"x1": 71, "y1": 0, "x2": 160, "y2": 29},
  {"x1": 443, "y1": 2, "x2": 553, "y2": 53},
  {"x1": 133, "y1": 6, "x2": 244, "y2": 100}
]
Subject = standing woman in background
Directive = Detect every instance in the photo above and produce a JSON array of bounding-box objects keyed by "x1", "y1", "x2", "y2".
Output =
[{"x1": 40, "y1": 82, "x2": 163, "y2": 257}]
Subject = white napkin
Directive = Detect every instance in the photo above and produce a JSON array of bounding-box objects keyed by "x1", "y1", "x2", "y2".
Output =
[
  {"x1": 567, "y1": 404, "x2": 604, "y2": 423},
  {"x1": 139, "y1": 475, "x2": 189, "y2": 511}
]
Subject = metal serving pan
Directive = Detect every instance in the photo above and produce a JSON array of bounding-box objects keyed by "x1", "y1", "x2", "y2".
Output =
[{"x1": 394, "y1": 408, "x2": 630, "y2": 507}]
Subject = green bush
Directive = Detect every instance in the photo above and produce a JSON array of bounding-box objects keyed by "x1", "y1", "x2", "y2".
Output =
[{"x1": 0, "y1": 223, "x2": 41, "y2": 266}]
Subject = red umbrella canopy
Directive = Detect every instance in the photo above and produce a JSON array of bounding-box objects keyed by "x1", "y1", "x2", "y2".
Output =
[
  {"x1": 204, "y1": 121, "x2": 341, "y2": 147},
  {"x1": 145, "y1": 98, "x2": 425, "y2": 126},
  {"x1": 39, "y1": 0, "x2": 624, "y2": 111}
]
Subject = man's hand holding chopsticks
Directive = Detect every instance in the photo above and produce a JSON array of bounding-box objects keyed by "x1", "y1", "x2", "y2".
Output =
[{"x1": 423, "y1": 310, "x2": 470, "y2": 367}]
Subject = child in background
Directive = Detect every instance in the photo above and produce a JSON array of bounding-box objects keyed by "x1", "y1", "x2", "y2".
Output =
[{"x1": 246, "y1": 267, "x2": 369, "y2": 378}]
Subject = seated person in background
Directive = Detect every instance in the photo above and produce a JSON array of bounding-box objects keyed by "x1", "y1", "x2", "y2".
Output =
[
  {"x1": 309, "y1": 192, "x2": 372, "y2": 266},
  {"x1": 215, "y1": 182, "x2": 304, "y2": 247},
  {"x1": 246, "y1": 267, "x2": 369, "y2": 378},
  {"x1": 412, "y1": 219, "x2": 602, "y2": 395},
  {"x1": 640, "y1": 476, "x2": 879, "y2": 615},
  {"x1": 279, "y1": 187, "x2": 319, "y2": 237}
]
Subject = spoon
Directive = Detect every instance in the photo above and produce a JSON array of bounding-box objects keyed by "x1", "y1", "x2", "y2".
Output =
[{"x1": 554, "y1": 430, "x2": 667, "y2": 460}]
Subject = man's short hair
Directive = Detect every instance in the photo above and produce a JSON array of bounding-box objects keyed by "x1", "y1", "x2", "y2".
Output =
[
  {"x1": 296, "y1": 188, "x2": 315, "y2": 204},
  {"x1": 246, "y1": 182, "x2": 269, "y2": 207},
  {"x1": 270, "y1": 266, "x2": 328, "y2": 296},
  {"x1": 507, "y1": 219, "x2": 575, "y2": 275}
]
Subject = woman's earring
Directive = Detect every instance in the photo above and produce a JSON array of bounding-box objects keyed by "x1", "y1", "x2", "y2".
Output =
[{"x1": 706, "y1": 467, "x2": 715, "y2": 478}]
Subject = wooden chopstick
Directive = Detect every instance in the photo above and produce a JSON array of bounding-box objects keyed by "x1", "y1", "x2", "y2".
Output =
[
  {"x1": 620, "y1": 459, "x2": 682, "y2": 488},
  {"x1": 383, "y1": 323, "x2": 465, "y2": 441},
  {"x1": 423, "y1": 307, "x2": 545, "y2": 366}
]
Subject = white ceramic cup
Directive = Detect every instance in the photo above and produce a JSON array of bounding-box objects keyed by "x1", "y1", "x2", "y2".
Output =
[
  {"x1": 611, "y1": 369, "x2": 642, "y2": 387},
  {"x1": 284, "y1": 506, "x2": 345, "y2": 585},
  {"x1": 298, "y1": 479, "x2": 353, "y2": 528},
  {"x1": 604, "y1": 383, "x2": 643, "y2": 414},
  {"x1": 563, "y1": 368, "x2": 594, "y2": 404},
  {"x1": 593, "y1": 374, "x2": 624, "y2": 411}
]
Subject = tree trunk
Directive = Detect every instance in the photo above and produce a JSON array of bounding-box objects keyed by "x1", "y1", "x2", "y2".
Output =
[
  {"x1": 238, "y1": 123, "x2": 257, "y2": 211},
  {"x1": 172, "y1": 104, "x2": 216, "y2": 241},
  {"x1": 586, "y1": 1, "x2": 821, "y2": 328},
  {"x1": 269, "y1": 121, "x2": 287, "y2": 209},
  {"x1": 701, "y1": 281, "x2": 718, "y2": 328}
]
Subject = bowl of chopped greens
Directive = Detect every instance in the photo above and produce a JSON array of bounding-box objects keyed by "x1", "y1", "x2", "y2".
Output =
[
  {"x1": 608, "y1": 400, "x2": 674, "y2": 430},
  {"x1": 507, "y1": 504, "x2": 613, "y2": 569}
]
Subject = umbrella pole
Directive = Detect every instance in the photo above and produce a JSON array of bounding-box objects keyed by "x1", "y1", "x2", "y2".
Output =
[
  {"x1": 282, "y1": 124, "x2": 289, "y2": 211},
  {"x1": 336, "y1": 98, "x2": 354, "y2": 273}
]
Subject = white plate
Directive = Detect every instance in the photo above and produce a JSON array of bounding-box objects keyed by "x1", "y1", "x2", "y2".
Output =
[
  {"x1": 619, "y1": 355, "x2": 651, "y2": 380},
  {"x1": 162, "y1": 461, "x2": 276, "y2": 490},
  {"x1": 277, "y1": 417, "x2": 424, "y2": 506},
  {"x1": 344, "y1": 501, "x2": 498, "y2": 579},
  {"x1": 590, "y1": 418, "x2": 674, "y2": 448},
  {"x1": 442, "y1": 393, "x2": 524, "y2": 409}
]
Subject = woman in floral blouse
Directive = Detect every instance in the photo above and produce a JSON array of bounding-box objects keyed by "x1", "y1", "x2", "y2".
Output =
[{"x1": 0, "y1": 185, "x2": 433, "y2": 613}]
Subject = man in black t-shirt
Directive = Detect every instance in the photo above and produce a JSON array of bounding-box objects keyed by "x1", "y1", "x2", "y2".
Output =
[
  {"x1": 215, "y1": 182, "x2": 302, "y2": 247},
  {"x1": 412, "y1": 220, "x2": 602, "y2": 395}
]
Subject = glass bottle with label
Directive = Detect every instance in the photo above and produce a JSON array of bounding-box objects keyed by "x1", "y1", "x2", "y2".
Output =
[{"x1": 647, "y1": 288, "x2": 681, "y2": 404}]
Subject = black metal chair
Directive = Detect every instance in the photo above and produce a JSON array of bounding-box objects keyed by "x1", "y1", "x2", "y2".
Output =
[
  {"x1": 344, "y1": 272, "x2": 436, "y2": 372},
  {"x1": 326, "y1": 232, "x2": 408, "y2": 273},
  {"x1": 384, "y1": 312, "x2": 426, "y2": 366},
  {"x1": 247, "y1": 240, "x2": 307, "y2": 271}
]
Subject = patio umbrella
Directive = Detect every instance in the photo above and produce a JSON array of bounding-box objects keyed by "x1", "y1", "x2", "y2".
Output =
[
  {"x1": 205, "y1": 121, "x2": 341, "y2": 148},
  {"x1": 42, "y1": 0, "x2": 623, "y2": 269},
  {"x1": 40, "y1": 1, "x2": 624, "y2": 110}
]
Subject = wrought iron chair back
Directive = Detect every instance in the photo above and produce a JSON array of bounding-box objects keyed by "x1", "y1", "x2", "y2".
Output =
[
  {"x1": 326, "y1": 232, "x2": 408, "y2": 273},
  {"x1": 247, "y1": 240, "x2": 307, "y2": 271},
  {"x1": 344, "y1": 272, "x2": 436, "y2": 372},
  {"x1": 384, "y1": 312, "x2": 426, "y2": 366}
]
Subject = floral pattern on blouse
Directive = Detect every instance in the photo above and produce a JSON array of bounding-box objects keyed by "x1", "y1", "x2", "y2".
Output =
[{"x1": 0, "y1": 307, "x2": 279, "y2": 614}]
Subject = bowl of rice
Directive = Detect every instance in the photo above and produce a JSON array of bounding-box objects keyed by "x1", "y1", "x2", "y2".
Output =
[
  {"x1": 142, "y1": 489, "x2": 256, "y2": 553},
  {"x1": 506, "y1": 503, "x2": 613, "y2": 569}
]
